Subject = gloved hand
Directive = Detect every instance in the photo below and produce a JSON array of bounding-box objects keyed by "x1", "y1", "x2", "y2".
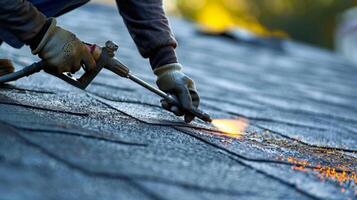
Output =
[
  {"x1": 154, "y1": 63, "x2": 200, "y2": 123},
  {"x1": 32, "y1": 18, "x2": 95, "y2": 74}
]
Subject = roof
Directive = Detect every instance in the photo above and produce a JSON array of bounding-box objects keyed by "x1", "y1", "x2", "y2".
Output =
[{"x1": 0, "y1": 3, "x2": 356, "y2": 200}]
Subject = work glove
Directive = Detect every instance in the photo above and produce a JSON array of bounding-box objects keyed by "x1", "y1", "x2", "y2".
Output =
[
  {"x1": 154, "y1": 63, "x2": 200, "y2": 123},
  {"x1": 32, "y1": 18, "x2": 95, "y2": 74}
]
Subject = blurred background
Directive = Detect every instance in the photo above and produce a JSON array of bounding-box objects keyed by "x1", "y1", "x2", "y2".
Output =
[{"x1": 94, "y1": 0, "x2": 357, "y2": 63}]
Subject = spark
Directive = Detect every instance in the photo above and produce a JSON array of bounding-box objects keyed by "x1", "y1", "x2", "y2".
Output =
[{"x1": 287, "y1": 157, "x2": 357, "y2": 194}]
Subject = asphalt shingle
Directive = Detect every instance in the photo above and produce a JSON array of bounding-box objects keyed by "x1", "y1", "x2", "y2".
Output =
[{"x1": 0, "y1": 3, "x2": 356, "y2": 200}]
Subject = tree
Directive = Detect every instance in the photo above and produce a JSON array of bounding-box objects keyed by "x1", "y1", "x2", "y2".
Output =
[{"x1": 176, "y1": 0, "x2": 356, "y2": 48}]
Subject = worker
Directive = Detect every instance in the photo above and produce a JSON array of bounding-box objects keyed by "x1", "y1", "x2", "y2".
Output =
[{"x1": 0, "y1": 0, "x2": 200, "y2": 123}]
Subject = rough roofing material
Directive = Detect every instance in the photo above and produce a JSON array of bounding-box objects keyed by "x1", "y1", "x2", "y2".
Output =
[{"x1": 0, "y1": 3, "x2": 356, "y2": 200}]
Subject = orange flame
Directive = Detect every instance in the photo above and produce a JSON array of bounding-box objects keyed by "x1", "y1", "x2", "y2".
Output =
[{"x1": 212, "y1": 118, "x2": 249, "y2": 138}]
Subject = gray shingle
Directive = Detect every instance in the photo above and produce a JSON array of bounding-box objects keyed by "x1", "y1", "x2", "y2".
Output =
[{"x1": 0, "y1": 3, "x2": 356, "y2": 200}]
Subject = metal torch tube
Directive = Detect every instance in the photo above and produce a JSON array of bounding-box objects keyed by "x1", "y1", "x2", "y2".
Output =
[
  {"x1": 0, "y1": 62, "x2": 43, "y2": 84},
  {"x1": 127, "y1": 73, "x2": 168, "y2": 99}
]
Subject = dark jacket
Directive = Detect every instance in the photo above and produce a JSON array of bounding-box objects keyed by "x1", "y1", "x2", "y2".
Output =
[{"x1": 0, "y1": 0, "x2": 177, "y2": 69}]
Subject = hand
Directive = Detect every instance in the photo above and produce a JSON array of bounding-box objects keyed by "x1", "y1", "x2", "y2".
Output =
[
  {"x1": 154, "y1": 63, "x2": 200, "y2": 123},
  {"x1": 32, "y1": 18, "x2": 95, "y2": 74}
]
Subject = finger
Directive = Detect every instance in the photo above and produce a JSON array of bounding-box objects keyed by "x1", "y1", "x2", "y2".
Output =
[
  {"x1": 184, "y1": 114, "x2": 195, "y2": 123},
  {"x1": 81, "y1": 47, "x2": 96, "y2": 72},
  {"x1": 184, "y1": 90, "x2": 199, "y2": 123},
  {"x1": 56, "y1": 65, "x2": 69, "y2": 74},
  {"x1": 160, "y1": 99, "x2": 171, "y2": 111},
  {"x1": 42, "y1": 62, "x2": 60, "y2": 74},
  {"x1": 176, "y1": 86, "x2": 193, "y2": 111},
  {"x1": 161, "y1": 96, "x2": 184, "y2": 116},
  {"x1": 71, "y1": 63, "x2": 81, "y2": 74},
  {"x1": 168, "y1": 93, "x2": 186, "y2": 116},
  {"x1": 171, "y1": 106, "x2": 184, "y2": 116},
  {"x1": 70, "y1": 60, "x2": 81, "y2": 74},
  {"x1": 190, "y1": 90, "x2": 200, "y2": 108}
]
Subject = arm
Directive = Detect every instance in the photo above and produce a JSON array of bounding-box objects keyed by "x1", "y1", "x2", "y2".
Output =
[
  {"x1": 116, "y1": 0, "x2": 200, "y2": 123},
  {"x1": 0, "y1": 0, "x2": 47, "y2": 45},
  {"x1": 0, "y1": 0, "x2": 95, "y2": 75},
  {"x1": 115, "y1": 0, "x2": 178, "y2": 69}
]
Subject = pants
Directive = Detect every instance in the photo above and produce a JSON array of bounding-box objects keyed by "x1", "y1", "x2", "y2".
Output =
[{"x1": 0, "y1": 0, "x2": 89, "y2": 48}]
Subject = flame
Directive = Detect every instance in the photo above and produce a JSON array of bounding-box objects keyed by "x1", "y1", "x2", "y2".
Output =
[{"x1": 212, "y1": 118, "x2": 249, "y2": 138}]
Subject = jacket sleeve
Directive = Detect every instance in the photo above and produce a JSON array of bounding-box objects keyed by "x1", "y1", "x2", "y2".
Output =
[
  {"x1": 116, "y1": 0, "x2": 177, "y2": 59},
  {"x1": 0, "y1": 0, "x2": 47, "y2": 43}
]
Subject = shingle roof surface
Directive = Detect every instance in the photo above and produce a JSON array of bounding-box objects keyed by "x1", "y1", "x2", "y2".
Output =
[{"x1": 0, "y1": 3, "x2": 356, "y2": 200}]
